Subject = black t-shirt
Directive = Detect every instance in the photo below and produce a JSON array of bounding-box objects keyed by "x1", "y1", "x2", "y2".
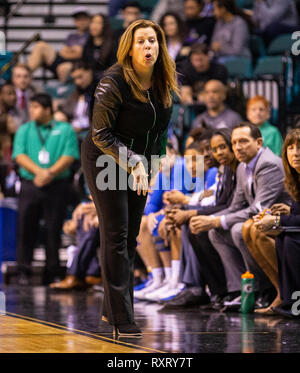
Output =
[
  {"x1": 178, "y1": 59, "x2": 228, "y2": 92},
  {"x1": 185, "y1": 17, "x2": 216, "y2": 45},
  {"x1": 82, "y1": 38, "x2": 116, "y2": 80}
]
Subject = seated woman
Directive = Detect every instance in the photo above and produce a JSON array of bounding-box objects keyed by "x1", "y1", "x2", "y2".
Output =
[
  {"x1": 82, "y1": 14, "x2": 115, "y2": 80},
  {"x1": 210, "y1": 0, "x2": 252, "y2": 63},
  {"x1": 159, "y1": 12, "x2": 190, "y2": 68},
  {"x1": 254, "y1": 128, "x2": 300, "y2": 318},
  {"x1": 247, "y1": 95, "x2": 283, "y2": 157}
]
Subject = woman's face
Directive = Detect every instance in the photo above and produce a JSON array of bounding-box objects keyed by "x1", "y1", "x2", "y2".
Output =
[
  {"x1": 287, "y1": 142, "x2": 300, "y2": 174},
  {"x1": 129, "y1": 27, "x2": 159, "y2": 72},
  {"x1": 210, "y1": 134, "x2": 235, "y2": 166},
  {"x1": 89, "y1": 15, "x2": 104, "y2": 37},
  {"x1": 163, "y1": 15, "x2": 178, "y2": 38}
]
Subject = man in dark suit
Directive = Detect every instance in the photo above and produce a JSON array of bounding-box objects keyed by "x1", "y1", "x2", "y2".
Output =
[{"x1": 189, "y1": 122, "x2": 289, "y2": 303}]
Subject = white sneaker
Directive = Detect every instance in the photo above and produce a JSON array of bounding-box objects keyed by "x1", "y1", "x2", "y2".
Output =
[
  {"x1": 223, "y1": 295, "x2": 241, "y2": 306},
  {"x1": 134, "y1": 278, "x2": 164, "y2": 300},
  {"x1": 144, "y1": 280, "x2": 173, "y2": 302},
  {"x1": 159, "y1": 283, "x2": 186, "y2": 303}
]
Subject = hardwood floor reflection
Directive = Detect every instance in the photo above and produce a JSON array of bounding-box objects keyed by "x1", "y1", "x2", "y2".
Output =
[{"x1": 1, "y1": 285, "x2": 300, "y2": 353}]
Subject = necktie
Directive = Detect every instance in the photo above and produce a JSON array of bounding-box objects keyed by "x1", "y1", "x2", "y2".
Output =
[{"x1": 20, "y1": 92, "x2": 26, "y2": 110}]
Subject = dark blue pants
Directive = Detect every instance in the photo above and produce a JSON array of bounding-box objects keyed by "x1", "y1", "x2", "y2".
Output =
[{"x1": 67, "y1": 217, "x2": 100, "y2": 279}]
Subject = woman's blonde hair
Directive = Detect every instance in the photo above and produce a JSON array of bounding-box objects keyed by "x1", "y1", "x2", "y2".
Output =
[{"x1": 117, "y1": 19, "x2": 179, "y2": 108}]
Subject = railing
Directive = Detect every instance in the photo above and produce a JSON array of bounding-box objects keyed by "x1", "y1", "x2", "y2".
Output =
[
  {"x1": 2, "y1": 0, "x2": 28, "y2": 38},
  {"x1": 0, "y1": 33, "x2": 40, "y2": 78}
]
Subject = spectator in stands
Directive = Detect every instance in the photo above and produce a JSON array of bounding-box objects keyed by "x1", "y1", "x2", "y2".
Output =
[
  {"x1": 192, "y1": 79, "x2": 242, "y2": 130},
  {"x1": 210, "y1": 0, "x2": 252, "y2": 62},
  {"x1": 27, "y1": 7, "x2": 91, "y2": 83},
  {"x1": 159, "y1": 12, "x2": 190, "y2": 66},
  {"x1": 113, "y1": 2, "x2": 142, "y2": 46},
  {"x1": 184, "y1": 0, "x2": 216, "y2": 46},
  {"x1": 50, "y1": 200, "x2": 101, "y2": 290},
  {"x1": 162, "y1": 128, "x2": 238, "y2": 309},
  {"x1": 12, "y1": 64, "x2": 35, "y2": 126},
  {"x1": 0, "y1": 82, "x2": 21, "y2": 132},
  {"x1": 12, "y1": 93, "x2": 80, "y2": 285},
  {"x1": 191, "y1": 122, "x2": 289, "y2": 310},
  {"x1": 82, "y1": 14, "x2": 115, "y2": 80},
  {"x1": 247, "y1": 95, "x2": 283, "y2": 157},
  {"x1": 151, "y1": 0, "x2": 186, "y2": 23},
  {"x1": 251, "y1": 0, "x2": 299, "y2": 46},
  {"x1": 0, "y1": 83, "x2": 21, "y2": 198},
  {"x1": 109, "y1": 0, "x2": 128, "y2": 17},
  {"x1": 253, "y1": 128, "x2": 300, "y2": 319},
  {"x1": 59, "y1": 61, "x2": 97, "y2": 135},
  {"x1": 178, "y1": 43, "x2": 228, "y2": 104},
  {"x1": 53, "y1": 109, "x2": 70, "y2": 123}
]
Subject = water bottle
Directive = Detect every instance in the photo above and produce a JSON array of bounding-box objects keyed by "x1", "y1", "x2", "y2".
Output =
[{"x1": 241, "y1": 271, "x2": 255, "y2": 314}]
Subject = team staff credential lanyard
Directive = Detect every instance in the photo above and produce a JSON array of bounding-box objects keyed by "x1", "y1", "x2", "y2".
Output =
[{"x1": 36, "y1": 121, "x2": 54, "y2": 165}]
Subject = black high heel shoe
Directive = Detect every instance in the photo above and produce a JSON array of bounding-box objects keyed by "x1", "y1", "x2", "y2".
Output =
[{"x1": 113, "y1": 323, "x2": 142, "y2": 338}]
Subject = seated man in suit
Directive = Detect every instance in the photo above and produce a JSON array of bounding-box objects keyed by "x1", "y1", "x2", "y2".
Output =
[{"x1": 189, "y1": 122, "x2": 289, "y2": 308}]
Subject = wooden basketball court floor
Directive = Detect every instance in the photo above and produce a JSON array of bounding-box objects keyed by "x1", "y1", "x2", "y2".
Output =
[{"x1": 1, "y1": 285, "x2": 300, "y2": 354}]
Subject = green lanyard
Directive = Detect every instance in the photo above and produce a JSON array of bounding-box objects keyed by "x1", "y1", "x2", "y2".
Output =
[{"x1": 35, "y1": 121, "x2": 54, "y2": 149}]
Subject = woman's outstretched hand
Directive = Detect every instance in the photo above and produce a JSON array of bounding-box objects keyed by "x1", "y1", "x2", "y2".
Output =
[{"x1": 131, "y1": 162, "x2": 149, "y2": 196}]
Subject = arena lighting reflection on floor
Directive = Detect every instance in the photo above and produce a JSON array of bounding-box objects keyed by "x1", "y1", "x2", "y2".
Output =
[{"x1": 1, "y1": 285, "x2": 300, "y2": 353}]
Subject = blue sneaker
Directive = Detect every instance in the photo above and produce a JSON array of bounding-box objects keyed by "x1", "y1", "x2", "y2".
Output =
[{"x1": 134, "y1": 273, "x2": 153, "y2": 291}]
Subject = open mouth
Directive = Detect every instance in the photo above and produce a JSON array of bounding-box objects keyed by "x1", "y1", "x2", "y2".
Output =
[{"x1": 145, "y1": 53, "x2": 152, "y2": 60}]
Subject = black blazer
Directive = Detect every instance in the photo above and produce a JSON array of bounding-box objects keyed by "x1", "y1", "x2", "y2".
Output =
[
  {"x1": 90, "y1": 63, "x2": 172, "y2": 172},
  {"x1": 184, "y1": 164, "x2": 237, "y2": 216}
]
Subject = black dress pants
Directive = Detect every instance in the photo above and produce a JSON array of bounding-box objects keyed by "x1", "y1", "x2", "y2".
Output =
[
  {"x1": 17, "y1": 178, "x2": 68, "y2": 277},
  {"x1": 81, "y1": 138, "x2": 148, "y2": 325},
  {"x1": 276, "y1": 232, "x2": 300, "y2": 308},
  {"x1": 188, "y1": 228, "x2": 228, "y2": 296}
]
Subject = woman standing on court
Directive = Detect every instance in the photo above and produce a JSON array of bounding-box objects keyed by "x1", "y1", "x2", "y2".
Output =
[{"x1": 81, "y1": 19, "x2": 179, "y2": 337}]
